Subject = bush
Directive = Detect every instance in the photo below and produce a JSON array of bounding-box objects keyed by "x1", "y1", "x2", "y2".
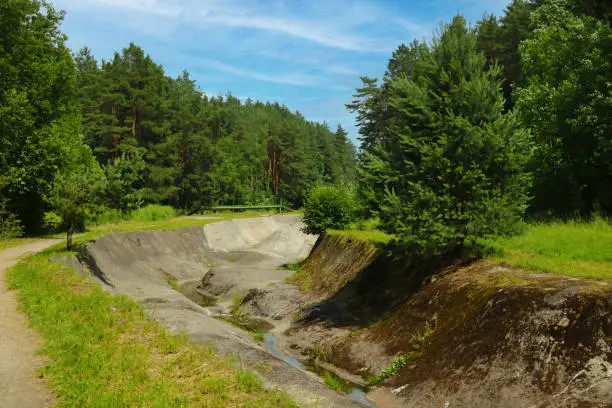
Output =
[
  {"x1": 0, "y1": 200, "x2": 23, "y2": 239},
  {"x1": 43, "y1": 211, "x2": 64, "y2": 232},
  {"x1": 130, "y1": 205, "x2": 176, "y2": 222},
  {"x1": 303, "y1": 185, "x2": 355, "y2": 234},
  {"x1": 84, "y1": 205, "x2": 127, "y2": 227}
]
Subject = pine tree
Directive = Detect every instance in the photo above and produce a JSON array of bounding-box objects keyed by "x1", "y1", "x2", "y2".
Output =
[{"x1": 362, "y1": 15, "x2": 532, "y2": 259}]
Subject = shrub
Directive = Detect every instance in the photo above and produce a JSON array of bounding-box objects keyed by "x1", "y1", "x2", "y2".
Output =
[
  {"x1": 130, "y1": 204, "x2": 176, "y2": 222},
  {"x1": 303, "y1": 185, "x2": 355, "y2": 234},
  {"x1": 84, "y1": 205, "x2": 127, "y2": 227},
  {"x1": 0, "y1": 200, "x2": 23, "y2": 239},
  {"x1": 42, "y1": 211, "x2": 64, "y2": 232}
]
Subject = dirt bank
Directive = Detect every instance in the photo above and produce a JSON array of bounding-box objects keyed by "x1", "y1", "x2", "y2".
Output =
[
  {"x1": 283, "y1": 234, "x2": 612, "y2": 408},
  {"x1": 83, "y1": 215, "x2": 363, "y2": 407}
]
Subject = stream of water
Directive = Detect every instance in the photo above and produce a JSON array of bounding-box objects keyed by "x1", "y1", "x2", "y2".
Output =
[{"x1": 263, "y1": 333, "x2": 378, "y2": 407}]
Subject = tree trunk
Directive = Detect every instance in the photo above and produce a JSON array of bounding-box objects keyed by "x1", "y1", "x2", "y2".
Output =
[
  {"x1": 66, "y1": 215, "x2": 76, "y2": 251},
  {"x1": 132, "y1": 103, "x2": 137, "y2": 138}
]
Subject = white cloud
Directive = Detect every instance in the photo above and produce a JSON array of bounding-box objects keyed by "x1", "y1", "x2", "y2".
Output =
[
  {"x1": 198, "y1": 12, "x2": 384, "y2": 52},
  {"x1": 206, "y1": 60, "x2": 321, "y2": 87},
  {"x1": 55, "y1": 0, "x2": 184, "y2": 17},
  {"x1": 53, "y1": 0, "x2": 422, "y2": 53}
]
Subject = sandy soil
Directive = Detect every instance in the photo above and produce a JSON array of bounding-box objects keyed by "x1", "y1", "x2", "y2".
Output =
[{"x1": 0, "y1": 239, "x2": 61, "y2": 408}]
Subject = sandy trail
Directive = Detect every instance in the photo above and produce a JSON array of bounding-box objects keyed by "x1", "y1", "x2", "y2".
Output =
[{"x1": 0, "y1": 239, "x2": 61, "y2": 408}]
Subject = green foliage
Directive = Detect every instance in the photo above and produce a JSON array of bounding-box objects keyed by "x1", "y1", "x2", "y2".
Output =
[
  {"x1": 475, "y1": 0, "x2": 538, "y2": 109},
  {"x1": 356, "y1": 16, "x2": 532, "y2": 261},
  {"x1": 0, "y1": 0, "x2": 84, "y2": 232},
  {"x1": 322, "y1": 372, "x2": 353, "y2": 393},
  {"x1": 103, "y1": 153, "x2": 146, "y2": 211},
  {"x1": 46, "y1": 150, "x2": 107, "y2": 249},
  {"x1": 303, "y1": 185, "x2": 355, "y2": 234},
  {"x1": 516, "y1": 0, "x2": 612, "y2": 217},
  {"x1": 367, "y1": 352, "x2": 412, "y2": 385},
  {"x1": 42, "y1": 211, "x2": 63, "y2": 233},
  {"x1": 130, "y1": 204, "x2": 177, "y2": 222},
  {"x1": 230, "y1": 290, "x2": 244, "y2": 315},
  {"x1": 84, "y1": 205, "x2": 127, "y2": 227},
  {"x1": 235, "y1": 369, "x2": 264, "y2": 392},
  {"x1": 74, "y1": 45, "x2": 356, "y2": 211},
  {"x1": 0, "y1": 200, "x2": 23, "y2": 239}
]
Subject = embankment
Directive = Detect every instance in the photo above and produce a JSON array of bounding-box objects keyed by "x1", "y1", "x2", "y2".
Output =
[
  {"x1": 284, "y1": 233, "x2": 612, "y2": 408},
  {"x1": 72, "y1": 218, "x2": 612, "y2": 408}
]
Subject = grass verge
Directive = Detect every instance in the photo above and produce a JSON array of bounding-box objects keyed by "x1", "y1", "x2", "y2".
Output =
[
  {"x1": 490, "y1": 218, "x2": 612, "y2": 281},
  {"x1": 0, "y1": 237, "x2": 42, "y2": 251},
  {"x1": 7, "y1": 247, "x2": 297, "y2": 407}
]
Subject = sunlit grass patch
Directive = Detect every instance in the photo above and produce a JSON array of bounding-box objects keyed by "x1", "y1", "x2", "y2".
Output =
[
  {"x1": 327, "y1": 229, "x2": 394, "y2": 245},
  {"x1": 7, "y1": 250, "x2": 297, "y2": 407},
  {"x1": 489, "y1": 218, "x2": 612, "y2": 281}
]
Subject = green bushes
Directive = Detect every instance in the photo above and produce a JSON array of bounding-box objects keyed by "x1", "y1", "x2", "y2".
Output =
[
  {"x1": 130, "y1": 204, "x2": 177, "y2": 222},
  {"x1": 303, "y1": 185, "x2": 355, "y2": 234},
  {"x1": 0, "y1": 200, "x2": 23, "y2": 239},
  {"x1": 84, "y1": 205, "x2": 127, "y2": 226}
]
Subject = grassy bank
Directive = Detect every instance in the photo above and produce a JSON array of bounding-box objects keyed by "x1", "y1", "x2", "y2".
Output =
[
  {"x1": 490, "y1": 218, "x2": 612, "y2": 281},
  {"x1": 5, "y1": 211, "x2": 298, "y2": 407},
  {"x1": 7, "y1": 248, "x2": 297, "y2": 407},
  {"x1": 324, "y1": 216, "x2": 612, "y2": 282}
]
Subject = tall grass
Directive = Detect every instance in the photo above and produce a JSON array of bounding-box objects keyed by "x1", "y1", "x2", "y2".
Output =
[
  {"x1": 130, "y1": 204, "x2": 177, "y2": 222},
  {"x1": 490, "y1": 217, "x2": 612, "y2": 280}
]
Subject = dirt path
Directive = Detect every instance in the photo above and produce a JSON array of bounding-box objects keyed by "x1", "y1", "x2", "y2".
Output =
[{"x1": 0, "y1": 239, "x2": 61, "y2": 408}]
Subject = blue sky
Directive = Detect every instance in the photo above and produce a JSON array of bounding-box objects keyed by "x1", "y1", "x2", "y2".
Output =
[{"x1": 50, "y1": 0, "x2": 510, "y2": 143}]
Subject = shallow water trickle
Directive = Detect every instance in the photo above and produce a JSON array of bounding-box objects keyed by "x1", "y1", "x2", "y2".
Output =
[{"x1": 263, "y1": 333, "x2": 377, "y2": 407}]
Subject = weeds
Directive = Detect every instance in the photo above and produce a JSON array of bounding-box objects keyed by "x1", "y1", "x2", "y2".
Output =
[
  {"x1": 367, "y1": 352, "x2": 412, "y2": 386},
  {"x1": 323, "y1": 372, "x2": 352, "y2": 393},
  {"x1": 367, "y1": 321, "x2": 435, "y2": 385},
  {"x1": 307, "y1": 343, "x2": 333, "y2": 363},
  {"x1": 348, "y1": 328, "x2": 361, "y2": 337},
  {"x1": 231, "y1": 290, "x2": 244, "y2": 315}
]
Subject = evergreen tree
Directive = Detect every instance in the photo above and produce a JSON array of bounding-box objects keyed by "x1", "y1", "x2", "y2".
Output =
[{"x1": 359, "y1": 16, "x2": 532, "y2": 259}]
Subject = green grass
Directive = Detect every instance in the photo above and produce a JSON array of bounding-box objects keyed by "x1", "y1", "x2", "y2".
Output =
[
  {"x1": 0, "y1": 237, "x2": 42, "y2": 251},
  {"x1": 322, "y1": 372, "x2": 353, "y2": 394},
  {"x1": 63, "y1": 211, "x2": 276, "y2": 245},
  {"x1": 130, "y1": 204, "x2": 177, "y2": 222},
  {"x1": 490, "y1": 218, "x2": 612, "y2": 281},
  {"x1": 327, "y1": 228, "x2": 394, "y2": 245},
  {"x1": 7, "y1": 249, "x2": 297, "y2": 407}
]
